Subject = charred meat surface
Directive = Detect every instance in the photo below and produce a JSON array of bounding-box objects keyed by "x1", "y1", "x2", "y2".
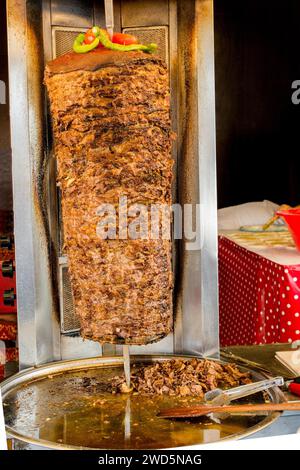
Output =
[
  {"x1": 110, "y1": 359, "x2": 252, "y2": 397},
  {"x1": 45, "y1": 50, "x2": 173, "y2": 344}
]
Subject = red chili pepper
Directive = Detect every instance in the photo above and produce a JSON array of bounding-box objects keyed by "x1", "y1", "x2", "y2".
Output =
[
  {"x1": 112, "y1": 33, "x2": 138, "y2": 46},
  {"x1": 288, "y1": 381, "x2": 300, "y2": 397}
]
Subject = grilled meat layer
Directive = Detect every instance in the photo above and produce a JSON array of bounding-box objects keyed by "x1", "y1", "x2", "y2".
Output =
[
  {"x1": 110, "y1": 359, "x2": 252, "y2": 396},
  {"x1": 45, "y1": 50, "x2": 173, "y2": 344}
]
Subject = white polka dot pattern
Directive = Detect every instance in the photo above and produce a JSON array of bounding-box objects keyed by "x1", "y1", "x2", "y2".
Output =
[{"x1": 219, "y1": 236, "x2": 300, "y2": 346}]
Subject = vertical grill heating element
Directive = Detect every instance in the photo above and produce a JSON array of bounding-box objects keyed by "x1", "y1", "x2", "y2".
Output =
[
  {"x1": 52, "y1": 27, "x2": 85, "y2": 58},
  {"x1": 123, "y1": 27, "x2": 169, "y2": 65},
  {"x1": 59, "y1": 257, "x2": 80, "y2": 334},
  {"x1": 7, "y1": 0, "x2": 219, "y2": 367}
]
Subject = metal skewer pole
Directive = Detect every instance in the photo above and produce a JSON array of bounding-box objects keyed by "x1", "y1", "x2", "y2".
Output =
[
  {"x1": 123, "y1": 345, "x2": 131, "y2": 390},
  {"x1": 105, "y1": 0, "x2": 131, "y2": 396},
  {"x1": 104, "y1": 0, "x2": 114, "y2": 38},
  {"x1": 105, "y1": 0, "x2": 130, "y2": 442},
  {"x1": 124, "y1": 396, "x2": 131, "y2": 442}
]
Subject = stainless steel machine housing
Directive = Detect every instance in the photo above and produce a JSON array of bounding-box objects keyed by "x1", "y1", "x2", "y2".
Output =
[{"x1": 7, "y1": 0, "x2": 218, "y2": 368}]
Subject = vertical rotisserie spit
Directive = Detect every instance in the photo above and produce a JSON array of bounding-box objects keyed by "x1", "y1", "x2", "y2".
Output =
[{"x1": 45, "y1": 50, "x2": 173, "y2": 344}]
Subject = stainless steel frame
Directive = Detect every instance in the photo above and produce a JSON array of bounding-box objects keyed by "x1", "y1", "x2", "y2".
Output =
[
  {"x1": 7, "y1": 0, "x2": 219, "y2": 368},
  {"x1": 7, "y1": 0, "x2": 61, "y2": 368}
]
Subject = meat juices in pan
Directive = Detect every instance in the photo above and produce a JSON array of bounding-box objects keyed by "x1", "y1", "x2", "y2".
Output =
[{"x1": 45, "y1": 50, "x2": 173, "y2": 344}]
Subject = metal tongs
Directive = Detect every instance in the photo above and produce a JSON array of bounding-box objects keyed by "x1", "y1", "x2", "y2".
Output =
[
  {"x1": 204, "y1": 376, "x2": 284, "y2": 406},
  {"x1": 158, "y1": 377, "x2": 287, "y2": 420}
]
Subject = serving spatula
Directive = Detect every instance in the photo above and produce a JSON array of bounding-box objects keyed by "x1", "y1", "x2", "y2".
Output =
[{"x1": 158, "y1": 401, "x2": 300, "y2": 419}]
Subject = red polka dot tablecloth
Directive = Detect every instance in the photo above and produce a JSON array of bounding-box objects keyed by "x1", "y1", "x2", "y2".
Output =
[{"x1": 219, "y1": 235, "x2": 300, "y2": 346}]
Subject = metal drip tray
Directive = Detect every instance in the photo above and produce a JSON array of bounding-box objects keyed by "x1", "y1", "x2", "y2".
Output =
[{"x1": 1, "y1": 355, "x2": 284, "y2": 450}]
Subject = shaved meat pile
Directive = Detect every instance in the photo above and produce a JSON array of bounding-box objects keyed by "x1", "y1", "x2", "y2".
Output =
[
  {"x1": 110, "y1": 359, "x2": 252, "y2": 397},
  {"x1": 45, "y1": 50, "x2": 173, "y2": 344}
]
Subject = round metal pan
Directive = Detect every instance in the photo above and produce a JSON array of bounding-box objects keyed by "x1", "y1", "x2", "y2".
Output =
[{"x1": 1, "y1": 355, "x2": 285, "y2": 450}]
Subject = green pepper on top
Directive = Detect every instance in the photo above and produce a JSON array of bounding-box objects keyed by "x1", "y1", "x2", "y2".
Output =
[
  {"x1": 97, "y1": 29, "x2": 157, "y2": 53},
  {"x1": 73, "y1": 33, "x2": 100, "y2": 53},
  {"x1": 73, "y1": 27, "x2": 157, "y2": 54}
]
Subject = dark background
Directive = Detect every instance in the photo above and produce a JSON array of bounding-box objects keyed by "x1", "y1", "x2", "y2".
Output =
[{"x1": 214, "y1": 0, "x2": 300, "y2": 208}]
